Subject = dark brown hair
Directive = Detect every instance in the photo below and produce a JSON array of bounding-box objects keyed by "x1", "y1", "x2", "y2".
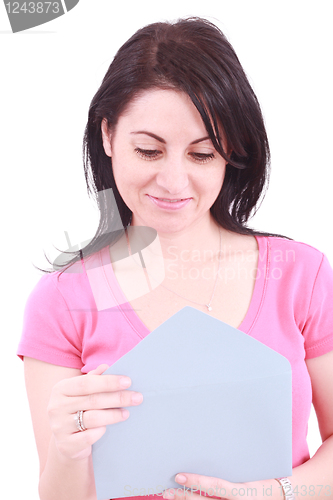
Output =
[{"x1": 40, "y1": 17, "x2": 287, "y2": 276}]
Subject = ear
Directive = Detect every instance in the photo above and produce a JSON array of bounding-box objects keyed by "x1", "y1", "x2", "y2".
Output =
[{"x1": 101, "y1": 118, "x2": 112, "y2": 157}]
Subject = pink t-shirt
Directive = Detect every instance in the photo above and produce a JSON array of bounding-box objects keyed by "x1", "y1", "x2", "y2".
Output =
[{"x1": 17, "y1": 236, "x2": 333, "y2": 495}]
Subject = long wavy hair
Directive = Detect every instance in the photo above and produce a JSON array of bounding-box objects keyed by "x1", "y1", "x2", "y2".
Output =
[{"x1": 40, "y1": 17, "x2": 287, "y2": 277}]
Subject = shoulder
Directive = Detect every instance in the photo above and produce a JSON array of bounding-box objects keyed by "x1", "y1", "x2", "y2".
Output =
[
  {"x1": 266, "y1": 235, "x2": 324, "y2": 256},
  {"x1": 255, "y1": 236, "x2": 333, "y2": 296},
  {"x1": 25, "y1": 257, "x2": 94, "y2": 312},
  {"x1": 19, "y1": 264, "x2": 91, "y2": 369},
  {"x1": 263, "y1": 236, "x2": 325, "y2": 271}
]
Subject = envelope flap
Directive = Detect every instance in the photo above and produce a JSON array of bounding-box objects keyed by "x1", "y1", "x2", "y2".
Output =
[{"x1": 105, "y1": 307, "x2": 291, "y2": 390}]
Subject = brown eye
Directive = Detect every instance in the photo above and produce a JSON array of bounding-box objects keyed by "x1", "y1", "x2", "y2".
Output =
[{"x1": 135, "y1": 148, "x2": 161, "y2": 160}]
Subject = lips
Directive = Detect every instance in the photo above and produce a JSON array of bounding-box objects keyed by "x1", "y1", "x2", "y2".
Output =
[
  {"x1": 156, "y1": 198, "x2": 187, "y2": 202},
  {"x1": 149, "y1": 196, "x2": 191, "y2": 201},
  {"x1": 147, "y1": 195, "x2": 192, "y2": 211}
]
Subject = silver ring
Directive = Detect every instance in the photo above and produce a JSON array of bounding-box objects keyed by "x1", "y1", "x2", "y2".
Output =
[{"x1": 74, "y1": 410, "x2": 87, "y2": 432}]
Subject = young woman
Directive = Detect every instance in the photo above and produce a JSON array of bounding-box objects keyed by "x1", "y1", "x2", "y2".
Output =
[{"x1": 17, "y1": 17, "x2": 333, "y2": 500}]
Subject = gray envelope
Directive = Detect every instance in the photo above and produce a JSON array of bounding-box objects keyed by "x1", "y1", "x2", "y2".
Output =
[{"x1": 92, "y1": 307, "x2": 292, "y2": 500}]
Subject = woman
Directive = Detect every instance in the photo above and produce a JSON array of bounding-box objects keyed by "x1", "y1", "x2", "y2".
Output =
[{"x1": 17, "y1": 17, "x2": 333, "y2": 500}]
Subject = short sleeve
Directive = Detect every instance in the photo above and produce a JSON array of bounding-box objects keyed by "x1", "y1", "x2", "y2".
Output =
[
  {"x1": 17, "y1": 273, "x2": 84, "y2": 369},
  {"x1": 303, "y1": 253, "x2": 333, "y2": 359}
]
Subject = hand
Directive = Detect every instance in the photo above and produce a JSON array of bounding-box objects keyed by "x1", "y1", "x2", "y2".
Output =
[
  {"x1": 162, "y1": 473, "x2": 280, "y2": 500},
  {"x1": 47, "y1": 364, "x2": 143, "y2": 461}
]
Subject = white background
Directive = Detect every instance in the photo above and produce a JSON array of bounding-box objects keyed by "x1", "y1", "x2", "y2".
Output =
[{"x1": 1, "y1": 0, "x2": 332, "y2": 498}]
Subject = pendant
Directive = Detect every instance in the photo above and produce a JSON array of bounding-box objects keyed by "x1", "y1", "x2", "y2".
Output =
[{"x1": 206, "y1": 304, "x2": 212, "y2": 312}]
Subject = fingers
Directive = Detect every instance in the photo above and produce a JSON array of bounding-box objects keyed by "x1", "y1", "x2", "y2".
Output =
[
  {"x1": 48, "y1": 364, "x2": 142, "y2": 461},
  {"x1": 81, "y1": 408, "x2": 130, "y2": 429},
  {"x1": 163, "y1": 473, "x2": 237, "y2": 500},
  {"x1": 69, "y1": 390, "x2": 140, "y2": 434},
  {"x1": 71, "y1": 407, "x2": 130, "y2": 434},
  {"x1": 59, "y1": 371, "x2": 132, "y2": 397},
  {"x1": 54, "y1": 367, "x2": 143, "y2": 413},
  {"x1": 67, "y1": 388, "x2": 143, "y2": 415}
]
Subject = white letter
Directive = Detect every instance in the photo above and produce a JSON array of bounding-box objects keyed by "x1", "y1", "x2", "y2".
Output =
[
  {"x1": 167, "y1": 246, "x2": 178, "y2": 261},
  {"x1": 180, "y1": 250, "x2": 190, "y2": 262},
  {"x1": 166, "y1": 264, "x2": 178, "y2": 280}
]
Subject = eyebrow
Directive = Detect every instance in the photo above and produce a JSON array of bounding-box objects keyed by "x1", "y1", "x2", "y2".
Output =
[{"x1": 130, "y1": 131, "x2": 211, "y2": 145}]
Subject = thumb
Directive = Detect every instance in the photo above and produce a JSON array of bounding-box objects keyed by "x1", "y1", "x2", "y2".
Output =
[{"x1": 87, "y1": 364, "x2": 110, "y2": 376}]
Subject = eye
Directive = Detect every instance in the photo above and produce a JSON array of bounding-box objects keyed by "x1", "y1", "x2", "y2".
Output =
[
  {"x1": 189, "y1": 152, "x2": 215, "y2": 163},
  {"x1": 135, "y1": 148, "x2": 162, "y2": 160}
]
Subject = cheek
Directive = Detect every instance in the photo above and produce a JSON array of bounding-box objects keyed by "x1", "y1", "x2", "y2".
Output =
[
  {"x1": 111, "y1": 156, "x2": 149, "y2": 201},
  {"x1": 200, "y1": 164, "x2": 226, "y2": 192}
]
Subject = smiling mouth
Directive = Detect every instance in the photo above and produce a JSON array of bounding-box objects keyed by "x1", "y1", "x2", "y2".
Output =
[{"x1": 150, "y1": 196, "x2": 191, "y2": 202}]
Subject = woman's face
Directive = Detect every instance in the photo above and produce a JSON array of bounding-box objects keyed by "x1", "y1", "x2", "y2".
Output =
[{"x1": 101, "y1": 89, "x2": 228, "y2": 235}]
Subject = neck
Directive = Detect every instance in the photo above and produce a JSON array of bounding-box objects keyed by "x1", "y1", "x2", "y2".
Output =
[{"x1": 130, "y1": 214, "x2": 228, "y2": 268}]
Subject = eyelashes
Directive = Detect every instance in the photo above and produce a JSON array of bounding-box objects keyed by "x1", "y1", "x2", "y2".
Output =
[
  {"x1": 134, "y1": 148, "x2": 215, "y2": 164},
  {"x1": 135, "y1": 148, "x2": 161, "y2": 160},
  {"x1": 191, "y1": 152, "x2": 215, "y2": 162}
]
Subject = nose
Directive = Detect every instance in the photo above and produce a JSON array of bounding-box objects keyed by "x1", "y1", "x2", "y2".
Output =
[{"x1": 154, "y1": 156, "x2": 190, "y2": 195}]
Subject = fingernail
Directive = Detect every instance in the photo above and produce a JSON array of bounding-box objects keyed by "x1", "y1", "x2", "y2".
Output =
[
  {"x1": 132, "y1": 393, "x2": 143, "y2": 404},
  {"x1": 121, "y1": 409, "x2": 129, "y2": 419},
  {"x1": 175, "y1": 474, "x2": 187, "y2": 484},
  {"x1": 119, "y1": 377, "x2": 131, "y2": 388}
]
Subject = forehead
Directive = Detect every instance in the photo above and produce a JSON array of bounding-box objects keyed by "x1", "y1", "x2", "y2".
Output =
[
  {"x1": 117, "y1": 88, "x2": 207, "y2": 132},
  {"x1": 122, "y1": 88, "x2": 191, "y2": 111}
]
